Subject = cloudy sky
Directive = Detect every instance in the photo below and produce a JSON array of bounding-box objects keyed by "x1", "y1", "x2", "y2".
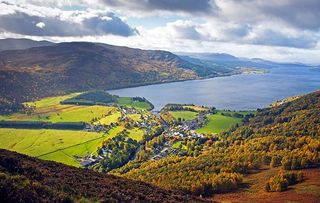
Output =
[{"x1": 0, "y1": 0, "x2": 320, "y2": 64}]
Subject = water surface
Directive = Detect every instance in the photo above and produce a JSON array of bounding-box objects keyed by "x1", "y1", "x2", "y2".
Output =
[{"x1": 109, "y1": 66, "x2": 320, "y2": 111}]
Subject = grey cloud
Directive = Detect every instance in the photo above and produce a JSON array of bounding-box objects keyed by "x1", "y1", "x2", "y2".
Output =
[
  {"x1": 102, "y1": 0, "x2": 216, "y2": 13},
  {"x1": 249, "y1": 29, "x2": 317, "y2": 49},
  {"x1": 256, "y1": 0, "x2": 320, "y2": 30},
  {"x1": 0, "y1": 11, "x2": 137, "y2": 37},
  {"x1": 228, "y1": 0, "x2": 320, "y2": 30}
]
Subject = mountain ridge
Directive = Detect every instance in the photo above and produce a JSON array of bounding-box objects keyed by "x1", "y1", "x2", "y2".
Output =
[{"x1": 0, "y1": 41, "x2": 220, "y2": 103}]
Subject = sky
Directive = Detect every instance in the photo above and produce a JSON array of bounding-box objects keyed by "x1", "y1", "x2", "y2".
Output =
[{"x1": 0, "y1": 0, "x2": 320, "y2": 64}]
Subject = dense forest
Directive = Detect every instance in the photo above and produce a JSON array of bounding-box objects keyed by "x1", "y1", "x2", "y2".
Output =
[
  {"x1": 60, "y1": 91, "x2": 117, "y2": 105},
  {"x1": 118, "y1": 90, "x2": 320, "y2": 196}
]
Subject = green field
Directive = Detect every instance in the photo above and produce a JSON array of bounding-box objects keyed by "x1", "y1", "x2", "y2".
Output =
[
  {"x1": 116, "y1": 97, "x2": 152, "y2": 110},
  {"x1": 1, "y1": 105, "x2": 115, "y2": 123},
  {"x1": 172, "y1": 141, "x2": 187, "y2": 150},
  {"x1": 183, "y1": 105, "x2": 208, "y2": 112},
  {"x1": 196, "y1": 113, "x2": 243, "y2": 134},
  {"x1": 25, "y1": 93, "x2": 80, "y2": 108},
  {"x1": 0, "y1": 128, "x2": 103, "y2": 157},
  {"x1": 128, "y1": 128, "x2": 145, "y2": 141},
  {"x1": 127, "y1": 113, "x2": 142, "y2": 121},
  {"x1": 0, "y1": 92, "x2": 119, "y2": 123},
  {"x1": 0, "y1": 126, "x2": 125, "y2": 167},
  {"x1": 95, "y1": 111, "x2": 121, "y2": 125},
  {"x1": 169, "y1": 111, "x2": 198, "y2": 121}
]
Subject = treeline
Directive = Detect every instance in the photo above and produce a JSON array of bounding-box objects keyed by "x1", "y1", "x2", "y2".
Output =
[
  {"x1": 0, "y1": 98, "x2": 25, "y2": 115},
  {"x1": 0, "y1": 121, "x2": 85, "y2": 130},
  {"x1": 61, "y1": 90, "x2": 117, "y2": 106},
  {"x1": 94, "y1": 130, "x2": 139, "y2": 172},
  {"x1": 162, "y1": 104, "x2": 208, "y2": 112}
]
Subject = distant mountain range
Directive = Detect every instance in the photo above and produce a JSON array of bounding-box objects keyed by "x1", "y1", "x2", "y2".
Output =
[
  {"x1": 178, "y1": 52, "x2": 317, "y2": 70},
  {"x1": 0, "y1": 39, "x2": 235, "y2": 103},
  {"x1": 0, "y1": 38, "x2": 317, "y2": 103}
]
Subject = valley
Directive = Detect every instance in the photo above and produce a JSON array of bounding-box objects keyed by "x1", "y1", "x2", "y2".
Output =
[
  {"x1": 1, "y1": 1, "x2": 320, "y2": 202},
  {"x1": 0, "y1": 88, "x2": 319, "y2": 202}
]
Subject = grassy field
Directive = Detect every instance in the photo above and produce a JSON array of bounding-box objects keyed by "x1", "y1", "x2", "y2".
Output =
[
  {"x1": 95, "y1": 111, "x2": 121, "y2": 125},
  {"x1": 172, "y1": 141, "x2": 187, "y2": 150},
  {"x1": 127, "y1": 114, "x2": 142, "y2": 121},
  {"x1": 0, "y1": 128, "x2": 103, "y2": 157},
  {"x1": 196, "y1": 113, "x2": 243, "y2": 134},
  {"x1": 0, "y1": 92, "x2": 154, "y2": 167},
  {"x1": 116, "y1": 97, "x2": 152, "y2": 110},
  {"x1": 169, "y1": 111, "x2": 198, "y2": 121},
  {"x1": 183, "y1": 105, "x2": 208, "y2": 112},
  {"x1": 128, "y1": 128, "x2": 145, "y2": 141},
  {"x1": 1, "y1": 105, "x2": 115, "y2": 123},
  {"x1": 24, "y1": 93, "x2": 80, "y2": 108},
  {"x1": 0, "y1": 126, "x2": 126, "y2": 167},
  {"x1": 0, "y1": 92, "x2": 119, "y2": 123}
]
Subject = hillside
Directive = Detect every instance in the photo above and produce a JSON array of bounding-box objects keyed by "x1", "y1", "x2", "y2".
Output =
[
  {"x1": 118, "y1": 90, "x2": 320, "y2": 199},
  {"x1": 0, "y1": 41, "x2": 225, "y2": 103},
  {"x1": 0, "y1": 149, "x2": 206, "y2": 202},
  {"x1": 0, "y1": 38, "x2": 53, "y2": 51}
]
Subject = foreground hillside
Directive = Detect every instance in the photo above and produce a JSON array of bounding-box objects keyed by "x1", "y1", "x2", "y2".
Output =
[
  {"x1": 0, "y1": 42, "x2": 227, "y2": 103},
  {"x1": 0, "y1": 149, "x2": 205, "y2": 202},
  {"x1": 118, "y1": 90, "x2": 320, "y2": 201}
]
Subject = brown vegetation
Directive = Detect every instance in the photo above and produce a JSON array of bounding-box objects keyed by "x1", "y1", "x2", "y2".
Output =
[{"x1": 0, "y1": 149, "x2": 206, "y2": 203}]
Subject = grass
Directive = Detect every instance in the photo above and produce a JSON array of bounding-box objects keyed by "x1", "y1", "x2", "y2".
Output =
[
  {"x1": 0, "y1": 126, "x2": 126, "y2": 167},
  {"x1": 24, "y1": 93, "x2": 81, "y2": 109},
  {"x1": 95, "y1": 111, "x2": 121, "y2": 125},
  {"x1": 0, "y1": 128, "x2": 103, "y2": 157},
  {"x1": 128, "y1": 128, "x2": 144, "y2": 141},
  {"x1": 1, "y1": 92, "x2": 118, "y2": 123},
  {"x1": 183, "y1": 105, "x2": 208, "y2": 112},
  {"x1": 172, "y1": 141, "x2": 187, "y2": 150},
  {"x1": 169, "y1": 111, "x2": 198, "y2": 121},
  {"x1": 196, "y1": 113, "x2": 243, "y2": 134},
  {"x1": 116, "y1": 97, "x2": 152, "y2": 110},
  {"x1": 127, "y1": 114, "x2": 142, "y2": 122},
  {"x1": 2, "y1": 105, "x2": 115, "y2": 123}
]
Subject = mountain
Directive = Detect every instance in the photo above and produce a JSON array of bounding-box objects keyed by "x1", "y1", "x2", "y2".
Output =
[
  {"x1": 179, "y1": 52, "x2": 317, "y2": 70},
  {"x1": 188, "y1": 53, "x2": 239, "y2": 62},
  {"x1": 119, "y1": 90, "x2": 320, "y2": 200},
  {"x1": 0, "y1": 41, "x2": 227, "y2": 103},
  {"x1": 0, "y1": 149, "x2": 206, "y2": 202},
  {"x1": 0, "y1": 38, "x2": 53, "y2": 51}
]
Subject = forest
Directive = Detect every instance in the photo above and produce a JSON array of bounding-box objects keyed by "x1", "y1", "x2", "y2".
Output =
[{"x1": 117, "y1": 90, "x2": 320, "y2": 196}]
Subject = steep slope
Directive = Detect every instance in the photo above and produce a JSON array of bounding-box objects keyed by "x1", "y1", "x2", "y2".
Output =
[
  {"x1": 119, "y1": 90, "x2": 320, "y2": 197},
  {"x1": 0, "y1": 42, "x2": 220, "y2": 102},
  {"x1": 0, "y1": 149, "x2": 205, "y2": 203},
  {"x1": 0, "y1": 38, "x2": 53, "y2": 51}
]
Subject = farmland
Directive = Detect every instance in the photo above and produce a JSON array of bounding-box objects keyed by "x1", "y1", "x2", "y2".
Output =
[
  {"x1": 0, "y1": 92, "x2": 156, "y2": 167},
  {"x1": 116, "y1": 97, "x2": 153, "y2": 110},
  {"x1": 196, "y1": 113, "x2": 242, "y2": 134},
  {"x1": 196, "y1": 111, "x2": 254, "y2": 134},
  {"x1": 169, "y1": 111, "x2": 198, "y2": 121},
  {"x1": 0, "y1": 128, "x2": 103, "y2": 157}
]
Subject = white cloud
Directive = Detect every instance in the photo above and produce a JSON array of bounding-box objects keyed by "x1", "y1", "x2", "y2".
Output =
[
  {"x1": 0, "y1": 2, "x2": 137, "y2": 36},
  {"x1": 1, "y1": 0, "x2": 320, "y2": 64},
  {"x1": 35, "y1": 22, "x2": 45, "y2": 29}
]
